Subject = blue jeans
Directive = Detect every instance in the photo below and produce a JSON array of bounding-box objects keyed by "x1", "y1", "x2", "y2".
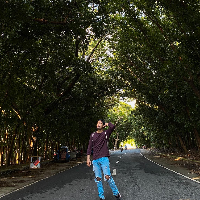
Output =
[{"x1": 92, "y1": 157, "x2": 119, "y2": 199}]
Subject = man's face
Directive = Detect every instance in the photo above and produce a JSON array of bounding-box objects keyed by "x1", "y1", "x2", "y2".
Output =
[{"x1": 97, "y1": 120, "x2": 104, "y2": 130}]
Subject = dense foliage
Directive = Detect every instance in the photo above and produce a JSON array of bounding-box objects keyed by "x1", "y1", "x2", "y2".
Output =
[
  {"x1": 108, "y1": 0, "x2": 200, "y2": 152},
  {"x1": 0, "y1": 0, "x2": 118, "y2": 166},
  {"x1": 106, "y1": 101, "x2": 135, "y2": 149},
  {"x1": 1, "y1": 0, "x2": 200, "y2": 166}
]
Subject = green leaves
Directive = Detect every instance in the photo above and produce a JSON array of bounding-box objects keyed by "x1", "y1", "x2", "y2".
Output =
[
  {"x1": 1, "y1": 0, "x2": 200, "y2": 165},
  {"x1": 0, "y1": 0, "x2": 121, "y2": 164},
  {"x1": 103, "y1": 0, "x2": 200, "y2": 151},
  {"x1": 106, "y1": 101, "x2": 135, "y2": 148}
]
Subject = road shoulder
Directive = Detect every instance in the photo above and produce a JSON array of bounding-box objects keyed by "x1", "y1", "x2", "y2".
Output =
[
  {"x1": 0, "y1": 157, "x2": 87, "y2": 198},
  {"x1": 141, "y1": 149, "x2": 200, "y2": 182}
]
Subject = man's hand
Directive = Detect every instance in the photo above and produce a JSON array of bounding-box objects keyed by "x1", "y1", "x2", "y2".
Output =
[
  {"x1": 103, "y1": 123, "x2": 109, "y2": 127},
  {"x1": 87, "y1": 160, "x2": 91, "y2": 167},
  {"x1": 87, "y1": 155, "x2": 91, "y2": 167}
]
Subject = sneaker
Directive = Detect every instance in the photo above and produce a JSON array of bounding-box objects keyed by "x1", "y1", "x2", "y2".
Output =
[{"x1": 115, "y1": 193, "x2": 121, "y2": 199}]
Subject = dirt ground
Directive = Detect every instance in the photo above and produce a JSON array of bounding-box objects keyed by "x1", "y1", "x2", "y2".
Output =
[
  {"x1": 1, "y1": 149, "x2": 200, "y2": 198},
  {"x1": 0, "y1": 156, "x2": 87, "y2": 198}
]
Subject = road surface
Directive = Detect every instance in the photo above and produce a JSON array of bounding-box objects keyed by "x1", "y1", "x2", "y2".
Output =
[{"x1": 1, "y1": 149, "x2": 200, "y2": 200}]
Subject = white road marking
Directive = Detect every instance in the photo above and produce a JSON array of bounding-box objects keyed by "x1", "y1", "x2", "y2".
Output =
[
  {"x1": 141, "y1": 153, "x2": 200, "y2": 184},
  {"x1": 112, "y1": 169, "x2": 117, "y2": 175}
]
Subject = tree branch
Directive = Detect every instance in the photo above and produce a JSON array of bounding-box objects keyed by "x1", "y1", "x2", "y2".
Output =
[
  {"x1": 86, "y1": 36, "x2": 105, "y2": 62},
  {"x1": 44, "y1": 74, "x2": 81, "y2": 115}
]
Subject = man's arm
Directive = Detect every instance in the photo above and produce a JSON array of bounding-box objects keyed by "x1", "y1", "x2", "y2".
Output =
[
  {"x1": 86, "y1": 134, "x2": 92, "y2": 167},
  {"x1": 104, "y1": 122, "x2": 115, "y2": 137},
  {"x1": 87, "y1": 155, "x2": 91, "y2": 167}
]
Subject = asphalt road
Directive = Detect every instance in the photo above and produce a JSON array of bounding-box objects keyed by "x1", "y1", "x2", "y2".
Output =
[{"x1": 1, "y1": 149, "x2": 200, "y2": 200}]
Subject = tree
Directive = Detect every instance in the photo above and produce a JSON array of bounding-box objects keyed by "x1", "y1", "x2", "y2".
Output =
[
  {"x1": 106, "y1": 0, "x2": 200, "y2": 152},
  {"x1": 106, "y1": 101, "x2": 135, "y2": 149},
  {"x1": 0, "y1": 0, "x2": 118, "y2": 165}
]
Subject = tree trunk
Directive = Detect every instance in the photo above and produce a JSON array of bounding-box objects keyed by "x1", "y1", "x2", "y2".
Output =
[
  {"x1": 44, "y1": 133, "x2": 49, "y2": 159},
  {"x1": 178, "y1": 135, "x2": 188, "y2": 154},
  {"x1": 51, "y1": 142, "x2": 54, "y2": 159},
  {"x1": 16, "y1": 135, "x2": 20, "y2": 164},
  {"x1": 193, "y1": 128, "x2": 200, "y2": 150},
  {"x1": 6, "y1": 128, "x2": 17, "y2": 166},
  {"x1": 185, "y1": 78, "x2": 200, "y2": 101},
  {"x1": 114, "y1": 133, "x2": 119, "y2": 149},
  {"x1": 33, "y1": 139, "x2": 38, "y2": 157},
  {"x1": 0, "y1": 145, "x2": 4, "y2": 166},
  {"x1": 185, "y1": 106, "x2": 200, "y2": 150}
]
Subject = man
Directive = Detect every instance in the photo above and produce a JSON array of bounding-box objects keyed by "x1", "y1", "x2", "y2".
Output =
[{"x1": 87, "y1": 119, "x2": 121, "y2": 200}]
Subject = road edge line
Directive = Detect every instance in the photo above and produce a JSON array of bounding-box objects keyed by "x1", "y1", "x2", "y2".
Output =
[{"x1": 141, "y1": 153, "x2": 200, "y2": 184}]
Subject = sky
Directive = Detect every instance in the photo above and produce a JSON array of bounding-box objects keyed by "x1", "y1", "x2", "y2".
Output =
[{"x1": 124, "y1": 99, "x2": 136, "y2": 108}]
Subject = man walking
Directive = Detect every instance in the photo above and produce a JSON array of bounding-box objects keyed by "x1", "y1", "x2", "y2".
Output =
[{"x1": 87, "y1": 120, "x2": 121, "y2": 200}]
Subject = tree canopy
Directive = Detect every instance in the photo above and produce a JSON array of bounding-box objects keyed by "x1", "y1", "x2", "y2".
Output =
[
  {"x1": 107, "y1": 0, "x2": 200, "y2": 152},
  {"x1": 1, "y1": 0, "x2": 200, "y2": 166}
]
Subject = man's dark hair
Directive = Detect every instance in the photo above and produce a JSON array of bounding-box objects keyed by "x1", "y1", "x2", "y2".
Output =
[{"x1": 98, "y1": 119, "x2": 105, "y2": 125}]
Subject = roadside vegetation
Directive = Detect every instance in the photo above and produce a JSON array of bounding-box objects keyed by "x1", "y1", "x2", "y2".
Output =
[{"x1": 1, "y1": 0, "x2": 200, "y2": 167}]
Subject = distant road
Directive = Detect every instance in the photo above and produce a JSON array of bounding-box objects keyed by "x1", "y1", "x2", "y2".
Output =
[{"x1": 1, "y1": 149, "x2": 200, "y2": 200}]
